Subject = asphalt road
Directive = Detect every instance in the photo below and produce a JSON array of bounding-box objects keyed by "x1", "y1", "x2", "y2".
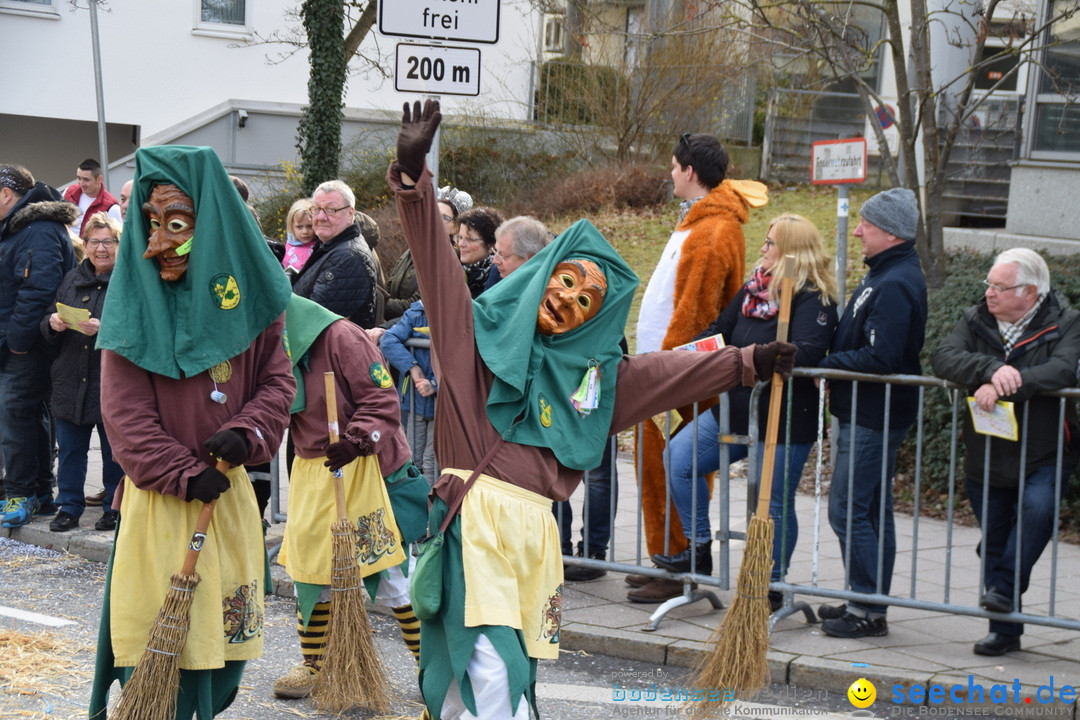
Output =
[{"x1": 0, "y1": 537, "x2": 871, "y2": 720}]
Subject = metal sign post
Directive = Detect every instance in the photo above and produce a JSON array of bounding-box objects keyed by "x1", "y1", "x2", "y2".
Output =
[{"x1": 811, "y1": 138, "x2": 868, "y2": 308}]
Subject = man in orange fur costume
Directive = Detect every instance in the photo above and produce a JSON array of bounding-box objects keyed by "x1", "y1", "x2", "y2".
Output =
[{"x1": 630, "y1": 132, "x2": 768, "y2": 602}]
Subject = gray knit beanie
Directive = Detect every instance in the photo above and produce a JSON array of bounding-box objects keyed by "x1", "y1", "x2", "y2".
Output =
[{"x1": 859, "y1": 188, "x2": 919, "y2": 241}]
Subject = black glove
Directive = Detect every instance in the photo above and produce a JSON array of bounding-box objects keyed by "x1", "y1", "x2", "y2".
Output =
[
  {"x1": 753, "y1": 341, "x2": 797, "y2": 381},
  {"x1": 324, "y1": 439, "x2": 363, "y2": 472},
  {"x1": 204, "y1": 429, "x2": 249, "y2": 465},
  {"x1": 396, "y1": 99, "x2": 442, "y2": 180},
  {"x1": 186, "y1": 466, "x2": 231, "y2": 503}
]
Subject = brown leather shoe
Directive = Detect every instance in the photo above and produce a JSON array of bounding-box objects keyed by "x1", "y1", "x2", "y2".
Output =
[
  {"x1": 85, "y1": 490, "x2": 105, "y2": 507},
  {"x1": 625, "y1": 572, "x2": 651, "y2": 588},
  {"x1": 626, "y1": 578, "x2": 694, "y2": 603}
]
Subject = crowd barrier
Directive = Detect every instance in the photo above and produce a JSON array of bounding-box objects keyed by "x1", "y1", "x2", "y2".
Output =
[{"x1": 267, "y1": 347, "x2": 1080, "y2": 635}]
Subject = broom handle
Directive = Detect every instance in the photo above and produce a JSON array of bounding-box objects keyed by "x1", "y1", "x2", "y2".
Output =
[
  {"x1": 755, "y1": 259, "x2": 795, "y2": 518},
  {"x1": 324, "y1": 371, "x2": 348, "y2": 522},
  {"x1": 180, "y1": 459, "x2": 231, "y2": 576}
]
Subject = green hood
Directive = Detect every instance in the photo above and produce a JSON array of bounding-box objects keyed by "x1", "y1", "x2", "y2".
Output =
[
  {"x1": 284, "y1": 294, "x2": 342, "y2": 413},
  {"x1": 473, "y1": 219, "x2": 638, "y2": 470},
  {"x1": 98, "y1": 145, "x2": 291, "y2": 378}
]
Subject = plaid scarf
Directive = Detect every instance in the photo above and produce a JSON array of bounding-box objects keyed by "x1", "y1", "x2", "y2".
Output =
[
  {"x1": 998, "y1": 293, "x2": 1045, "y2": 355},
  {"x1": 741, "y1": 266, "x2": 778, "y2": 319},
  {"x1": 678, "y1": 195, "x2": 704, "y2": 223}
]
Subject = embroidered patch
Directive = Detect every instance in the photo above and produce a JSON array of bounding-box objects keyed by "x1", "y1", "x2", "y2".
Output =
[
  {"x1": 209, "y1": 274, "x2": 241, "y2": 310},
  {"x1": 817, "y1": 311, "x2": 829, "y2": 326},
  {"x1": 538, "y1": 393, "x2": 552, "y2": 428},
  {"x1": 369, "y1": 362, "x2": 393, "y2": 389},
  {"x1": 355, "y1": 508, "x2": 398, "y2": 565},
  {"x1": 209, "y1": 360, "x2": 232, "y2": 384},
  {"x1": 222, "y1": 579, "x2": 262, "y2": 644},
  {"x1": 537, "y1": 586, "x2": 562, "y2": 644}
]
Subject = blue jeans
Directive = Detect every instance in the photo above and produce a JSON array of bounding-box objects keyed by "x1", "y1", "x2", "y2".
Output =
[
  {"x1": 0, "y1": 346, "x2": 54, "y2": 500},
  {"x1": 666, "y1": 409, "x2": 813, "y2": 581},
  {"x1": 827, "y1": 420, "x2": 911, "y2": 616},
  {"x1": 54, "y1": 419, "x2": 124, "y2": 518},
  {"x1": 556, "y1": 435, "x2": 617, "y2": 558},
  {"x1": 966, "y1": 464, "x2": 1070, "y2": 636}
]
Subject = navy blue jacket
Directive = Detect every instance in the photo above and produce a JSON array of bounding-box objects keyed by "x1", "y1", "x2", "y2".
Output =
[
  {"x1": 380, "y1": 300, "x2": 436, "y2": 419},
  {"x1": 697, "y1": 286, "x2": 838, "y2": 444},
  {"x1": 0, "y1": 183, "x2": 78, "y2": 354},
  {"x1": 292, "y1": 222, "x2": 379, "y2": 328},
  {"x1": 819, "y1": 241, "x2": 927, "y2": 430}
]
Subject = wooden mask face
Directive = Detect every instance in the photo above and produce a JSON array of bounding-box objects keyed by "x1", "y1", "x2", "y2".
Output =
[
  {"x1": 142, "y1": 184, "x2": 195, "y2": 282},
  {"x1": 536, "y1": 259, "x2": 607, "y2": 336}
]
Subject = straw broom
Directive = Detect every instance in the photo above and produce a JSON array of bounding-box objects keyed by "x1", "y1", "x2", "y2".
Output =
[
  {"x1": 688, "y1": 262, "x2": 795, "y2": 710},
  {"x1": 311, "y1": 371, "x2": 394, "y2": 713},
  {"x1": 111, "y1": 459, "x2": 231, "y2": 720}
]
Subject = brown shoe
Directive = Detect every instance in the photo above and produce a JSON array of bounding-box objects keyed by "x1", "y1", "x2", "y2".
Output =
[
  {"x1": 626, "y1": 578, "x2": 694, "y2": 603},
  {"x1": 625, "y1": 572, "x2": 651, "y2": 588},
  {"x1": 85, "y1": 490, "x2": 105, "y2": 507}
]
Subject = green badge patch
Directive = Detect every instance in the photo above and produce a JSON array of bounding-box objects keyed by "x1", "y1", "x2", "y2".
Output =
[
  {"x1": 369, "y1": 362, "x2": 393, "y2": 389},
  {"x1": 538, "y1": 393, "x2": 552, "y2": 428},
  {"x1": 210, "y1": 274, "x2": 241, "y2": 310}
]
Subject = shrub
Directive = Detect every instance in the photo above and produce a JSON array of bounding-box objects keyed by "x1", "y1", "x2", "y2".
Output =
[{"x1": 506, "y1": 163, "x2": 669, "y2": 219}]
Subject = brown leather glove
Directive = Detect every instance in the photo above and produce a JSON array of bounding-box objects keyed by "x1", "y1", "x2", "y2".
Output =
[
  {"x1": 324, "y1": 439, "x2": 362, "y2": 472},
  {"x1": 186, "y1": 466, "x2": 230, "y2": 503},
  {"x1": 753, "y1": 341, "x2": 797, "y2": 381},
  {"x1": 396, "y1": 99, "x2": 442, "y2": 180},
  {"x1": 204, "y1": 429, "x2": 249, "y2": 465}
]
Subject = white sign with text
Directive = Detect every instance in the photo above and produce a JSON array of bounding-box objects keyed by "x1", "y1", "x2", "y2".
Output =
[
  {"x1": 379, "y1": 0, "x2": 500, "y2": 44},
  {"x1": 811, "y1": 138, "x2": 868, "y2": 184},
  {"x1": 395, "y1": 44, "x2": 481, "y2": 96}
]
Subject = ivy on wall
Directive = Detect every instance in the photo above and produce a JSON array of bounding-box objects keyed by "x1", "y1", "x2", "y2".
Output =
[{"x1": 298, "y1": 0, "x2": 348, "y2": 195}]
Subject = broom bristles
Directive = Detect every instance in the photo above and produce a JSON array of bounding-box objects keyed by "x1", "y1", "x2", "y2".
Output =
[
  {"x1": 311, "y1": 518, "x2": 395, "y2": 713},
  {"x1": 110, "y1": 571, "x2": 201, "y2": 720},
  {"x1": 688, "y1": 514, "x2": 774, "y2": 711}
]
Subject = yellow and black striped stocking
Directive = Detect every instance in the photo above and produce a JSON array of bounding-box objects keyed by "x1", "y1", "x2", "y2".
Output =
[
  {"x1": 392, "y1": 603, "x2": 421, "y2": 663},
  {"x1": 299, "y1": 601, "x2": 331, "y2": 670}
]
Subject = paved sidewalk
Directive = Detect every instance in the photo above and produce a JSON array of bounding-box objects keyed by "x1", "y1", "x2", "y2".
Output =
[{"x1": 7, "y1": 438, "x2": 1080, "y2": 715}]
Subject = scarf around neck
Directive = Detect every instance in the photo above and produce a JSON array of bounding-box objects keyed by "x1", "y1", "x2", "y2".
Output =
[
  {"x1": 741, "y1": 266, "x2": 778, "y2": 319},
  {"x1": 473, "y1": 219, "x2": 638, "y2": 470}
]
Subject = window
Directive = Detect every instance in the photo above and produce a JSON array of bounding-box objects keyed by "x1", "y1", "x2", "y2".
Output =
[
  {"x1": 201, "y1": 0, "x2": 244, "y2": 25},
  {"x1": 1029, "y1": 0, "x2": 1080, "y2": 157},
  {"x1": 0, "y1": 0, "x2": 59, "y2": 18},
  {"x1": 544, "y1": 15, "x2": 564, "y2": 54}
]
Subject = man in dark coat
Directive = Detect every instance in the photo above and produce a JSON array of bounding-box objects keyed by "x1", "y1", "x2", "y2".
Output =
[
  {"x1": 933, "y1": 248, "x2": 1080, "y2": 656},
  {"x1": 0, "y1": 163, "x2": 78, "y2": 528}
]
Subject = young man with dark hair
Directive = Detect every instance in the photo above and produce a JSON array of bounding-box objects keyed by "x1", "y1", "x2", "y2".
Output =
[
  {"x1": 630, "y1": 132, "x2": 768, "y2": 602},
  {"x1": 63, "y1": 158, "x2": 122, "y2": 235}
]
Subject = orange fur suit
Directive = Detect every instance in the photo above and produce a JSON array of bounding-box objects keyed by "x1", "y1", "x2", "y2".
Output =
[{"x1": 635, "y1": 179, "x2": 768, "y2": 557}]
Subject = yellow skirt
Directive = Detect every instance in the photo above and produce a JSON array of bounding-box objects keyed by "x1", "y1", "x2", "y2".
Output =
[
  {"x1": 110, "y1": 468, "x2": 265, "y2": 669},
  {"x1": 279, "y1": 455, "x2": 406, "y2": 585},
  {"x1": 444, "y1": 469, "x2": 563, "y2": 660}
]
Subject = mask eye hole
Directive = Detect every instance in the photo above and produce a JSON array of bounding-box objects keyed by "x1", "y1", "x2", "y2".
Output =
[
  {"x1": 560, "y1": 274, "x2": 575, "y2": 289},
  {"x1": 148, "y1": 219, "x2": 161, "y2": 230},
  {"x1": 578, "y1": 295, "x2": 591, "y2": 311},
  {"x1": 167, "y1": 219, "x2": 190, "y2": 233}
]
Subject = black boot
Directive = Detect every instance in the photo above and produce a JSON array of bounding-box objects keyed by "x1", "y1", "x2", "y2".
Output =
[{"x1": 651, "y1": 542, "x2": 713, "y2": 576}]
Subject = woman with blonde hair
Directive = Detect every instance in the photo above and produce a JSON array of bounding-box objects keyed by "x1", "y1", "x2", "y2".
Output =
[{"x1": 652, "y1": 214, "x2": 839, "y2": 609}]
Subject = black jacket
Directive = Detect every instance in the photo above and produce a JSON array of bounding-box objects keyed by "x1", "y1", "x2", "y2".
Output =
[
  {"x1": 697, "y1": 286, "x2": 838, "y2": 444},
  {"x1": 932, "y1": 291, "x2": 1080, "y2": 487},
  {"x1": 819, "y1": 241, "x2": 927, "y2": 430},
  {"x1": 40, "y1": 260, "x2": 111, "y2": 425},
  {"x1": 0, "y1": 184, "x2": 78, "y2": 353},
  {"x1": 291, "y1": 222, "x2": 380, "y2": 328}
]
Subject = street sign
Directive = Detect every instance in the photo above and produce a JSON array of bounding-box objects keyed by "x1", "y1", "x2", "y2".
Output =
[
  {"x1": 379, "y1": 0, "x2": 500, "y2": 44},
  {"x1": 395, "y1": 44, "x2": 481, "y2": 96},
  {"x1": 810, "y1": 138, "x2": 868, "y2": 184}
]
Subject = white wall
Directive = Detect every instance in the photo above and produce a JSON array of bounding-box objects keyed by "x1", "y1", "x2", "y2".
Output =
[{"x1": 1, "y1": 0, "x2": 539, "y2": 172}]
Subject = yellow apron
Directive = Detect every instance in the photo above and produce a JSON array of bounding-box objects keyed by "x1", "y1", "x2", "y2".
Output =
[
  {"x1": 110, "y1": 468, "x2": 264, "y2": 670},
  {"x1": 279, "y1": 454, "x2": 405, "y2": 585},
  {"x1": 444, "y1": 469, "x2": 563, "y2": 660}
]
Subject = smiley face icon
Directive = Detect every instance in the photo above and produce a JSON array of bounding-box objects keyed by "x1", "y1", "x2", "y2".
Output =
[{"x1": 848, "y1": 678, "x2": 876, "y2": 708}]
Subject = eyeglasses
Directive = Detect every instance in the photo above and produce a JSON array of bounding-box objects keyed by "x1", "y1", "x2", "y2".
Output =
[
  {"x1": 982, "y1": 280, "x2": 1030, "y2": 294},
  {"x1": 763, "y1": 239, "x2": 776, "y2": 248},
  {"x1": 310, "y1": 205, "x2": 350, "y2": 217},
  {"x1": 85, "y1": 239, "x2": 117, "y2": 247},
  {"x1": 441, "y1": 214, "x2": 454, "y2": 224},
  {"x1": 494, "y1": 249, "x2": 518, "y2": 263},
  {"x1": 679, "y1": 132, "x2": 692, "y2": 150}
]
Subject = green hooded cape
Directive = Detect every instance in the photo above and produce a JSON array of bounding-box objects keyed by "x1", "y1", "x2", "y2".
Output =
[
  {"x1": 473, "y1": 219, "x2": 638, "y2": 471},
  {"x1": 283, "y1": 294, "x2": 341, "y2": 413},
  {"x1": 98, "y1": 145, "x2": 291, "y2": 378}
]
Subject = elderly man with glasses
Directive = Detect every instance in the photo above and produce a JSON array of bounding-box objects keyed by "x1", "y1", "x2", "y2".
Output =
[
  {"x1": 933, "y1": 248, "x2": 1080, "y2": 657},
  {"x1": 292, "y1": 179, "x2": 382, "y2": 328}
]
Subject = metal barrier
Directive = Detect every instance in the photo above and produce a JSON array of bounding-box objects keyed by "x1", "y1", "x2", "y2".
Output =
[{"x1": 561, "y1": 367, "x2": 1080, "y2": 634}]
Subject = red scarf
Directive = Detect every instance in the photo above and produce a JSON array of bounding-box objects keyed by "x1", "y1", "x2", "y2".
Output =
[{"x1": 741, "y1": 266, "x2": 778, "y2": 319}]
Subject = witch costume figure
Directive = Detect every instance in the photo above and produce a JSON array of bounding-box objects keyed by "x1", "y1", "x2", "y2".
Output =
[
  {"x1": 89, "y1": 145, "x2": 295, "y2": 720},
  {"x1": 387, "y1": 101, "x2": 796, "y2": 720}
]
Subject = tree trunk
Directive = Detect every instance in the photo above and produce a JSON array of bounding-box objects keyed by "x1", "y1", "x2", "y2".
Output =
[{"x1": 298, "y1": 0, "x2": 348, "y2": 195}]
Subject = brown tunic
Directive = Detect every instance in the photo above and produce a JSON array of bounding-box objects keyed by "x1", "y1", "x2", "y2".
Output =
[
  {"x1": 389, "y1": 167, "x2": 759, "y2": 509},
  {"x1": 289, "y1": 318, "x2": 412, "y2": 475},
  {"x1": 100, "y1": 315, "x2": 295, "y2": 507}
]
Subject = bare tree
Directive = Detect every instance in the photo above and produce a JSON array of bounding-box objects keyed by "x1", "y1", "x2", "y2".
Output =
[{"x1": 731, "y1": 0, "x2": 1080, "y2": 287}]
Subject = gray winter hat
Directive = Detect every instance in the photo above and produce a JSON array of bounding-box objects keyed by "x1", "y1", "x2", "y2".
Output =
[
  {"x1": 436, "y1": 185, "x2": 473, "y2": 217},
  {"x1": 859, "y1": 188, "x2": 919, "y2": 241}
]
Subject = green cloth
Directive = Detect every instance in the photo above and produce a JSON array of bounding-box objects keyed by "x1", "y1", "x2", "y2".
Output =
[
  {"x1": 98, "y1": 145, "x2": 291, "y2": 378},
  {"x1": 284, "y1": 294, "x2": 342, "y2": 413},
  {"x1": 473, "y1": 219, "x2": 638, "y2": 470}
]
